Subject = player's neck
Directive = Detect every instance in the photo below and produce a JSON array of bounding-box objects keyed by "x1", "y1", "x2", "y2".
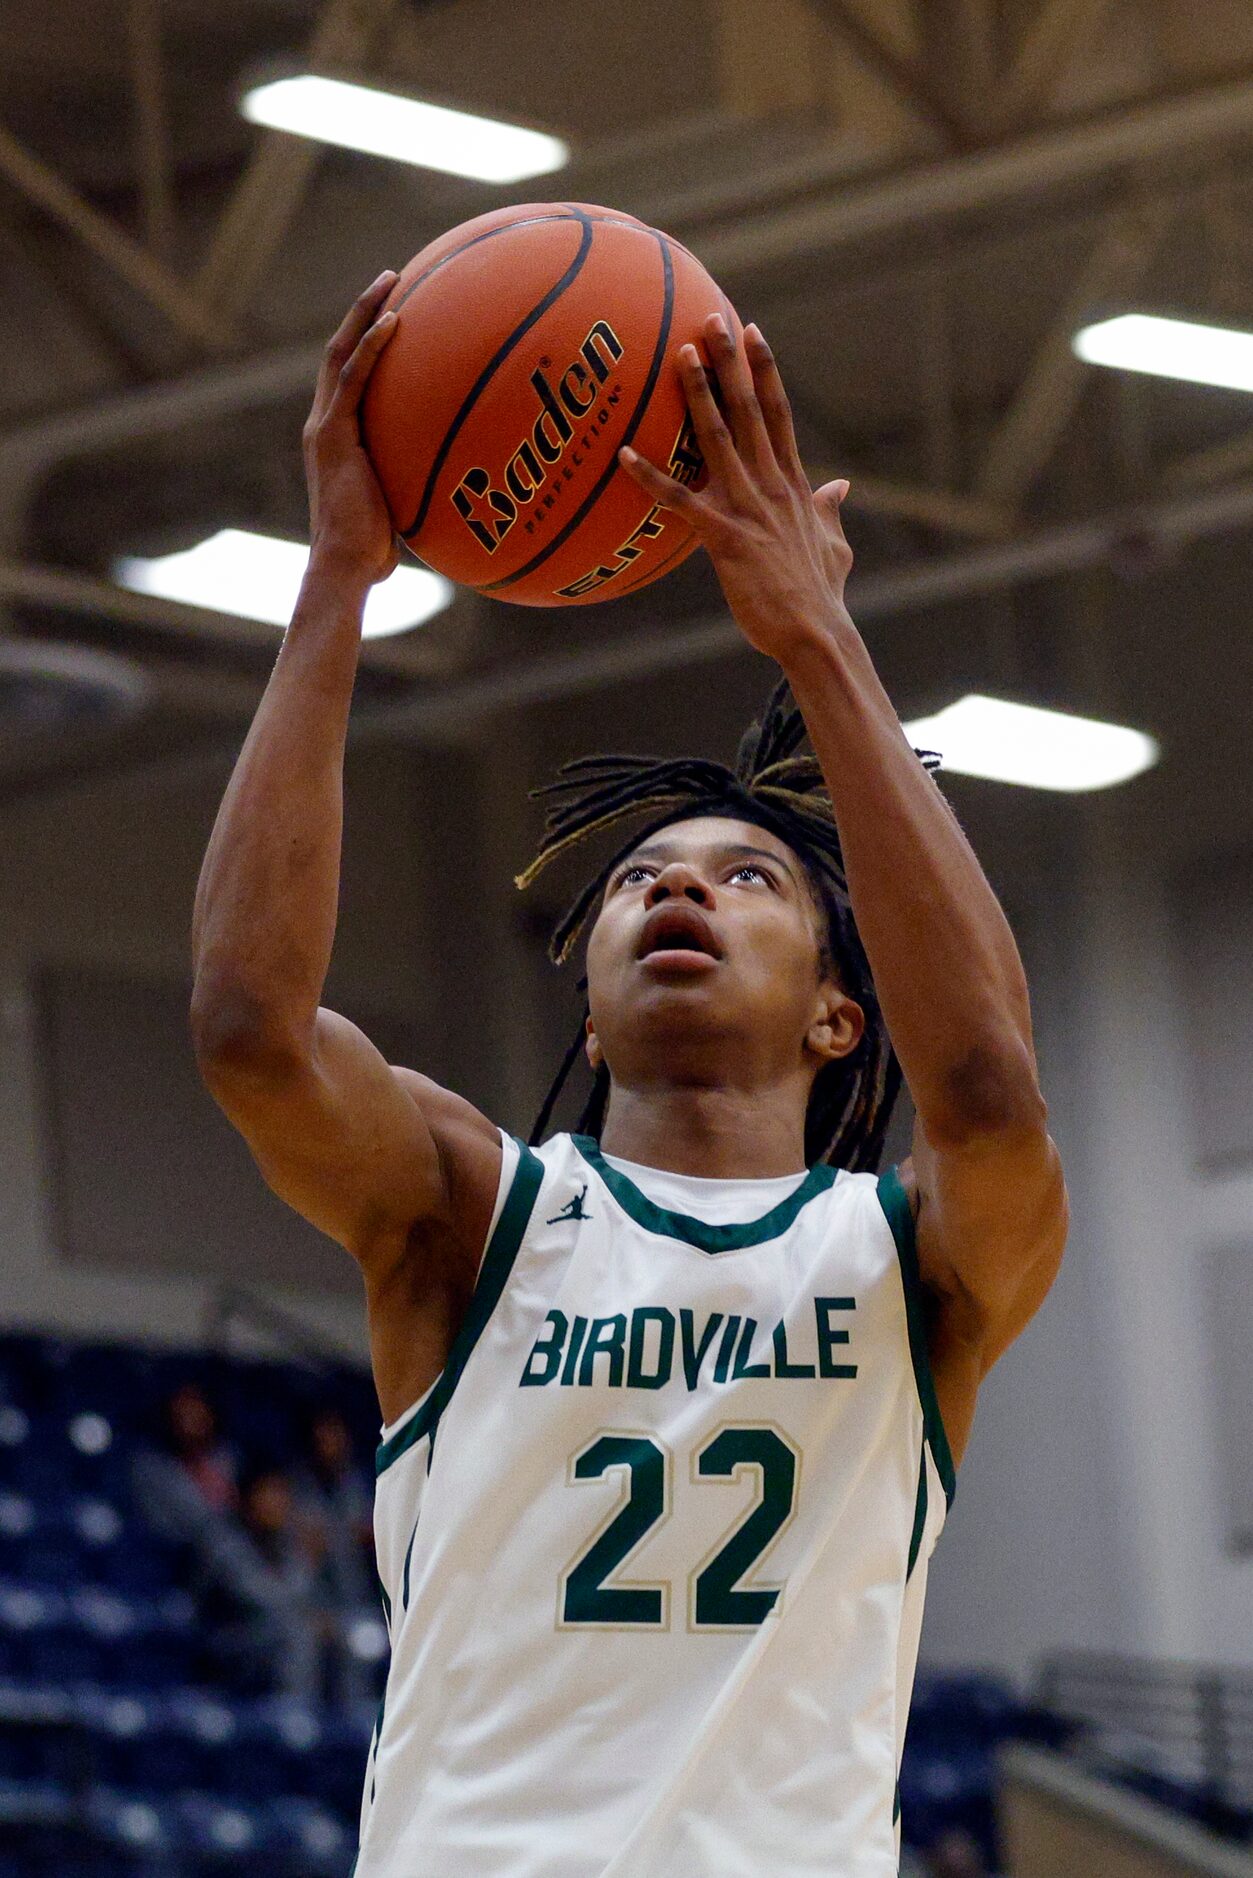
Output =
[{"x1": 597, "y1": 1086, "x2": 808, "y2": 1180}]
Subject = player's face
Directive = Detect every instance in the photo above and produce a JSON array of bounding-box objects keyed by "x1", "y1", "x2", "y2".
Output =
[{"x1": 584, "y1": 816, "x2": 864, "y2": 1094}]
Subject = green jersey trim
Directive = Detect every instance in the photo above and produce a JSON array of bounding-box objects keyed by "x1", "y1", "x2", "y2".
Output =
[
  {"x1": 906, "y1": 1436, "x2": 928, "y2": 1580},
  {"x1": 375, "y1": 1137, "x2": 544, "y2": 1477},
  {"x1": 877, "y1": 1163, "x2": 956, "y2": 1507},
  {"x1": 572, "y1": 1135, "x2": 837, "y2": 1253}
]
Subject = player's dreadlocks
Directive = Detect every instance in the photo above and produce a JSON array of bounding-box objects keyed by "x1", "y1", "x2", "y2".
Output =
[{"x1": 516, "y1": 676, "x2": 941, "y2": 1173}]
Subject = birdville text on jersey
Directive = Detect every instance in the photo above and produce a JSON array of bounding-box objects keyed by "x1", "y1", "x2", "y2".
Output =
[{"x1": 520, "y1": 1299, "x2": 858, "y2": 1392}]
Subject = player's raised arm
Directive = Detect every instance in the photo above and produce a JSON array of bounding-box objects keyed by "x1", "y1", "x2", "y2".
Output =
[
  {"x1": 619, "y1": 313, "x2": 1068, "y2": 1461},
  {"x1": 189, "y1": 272, "x2": 500, "y2": 1273}
]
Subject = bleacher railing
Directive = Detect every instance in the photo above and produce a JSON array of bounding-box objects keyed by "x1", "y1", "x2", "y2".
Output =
[{"x1": 1037, "y1": 1650, "x2": 1253, "y2": 1834}]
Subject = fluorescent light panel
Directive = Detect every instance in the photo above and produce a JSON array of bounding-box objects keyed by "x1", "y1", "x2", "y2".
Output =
[
  {"x1": 1073, "y1": 312, "x2": 1253, "y2": 395},
  {"x1": 241, "y1": 74, "x2": 568, "y2": 183},
  {"x1": 902, "y1": 694, "x2": 1158, "y2": 792},
  {"x1": 115, "y1": 530, "x2": 452, "y2": 639}
]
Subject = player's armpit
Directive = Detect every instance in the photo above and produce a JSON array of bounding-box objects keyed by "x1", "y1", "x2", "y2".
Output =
[
  {"x1": 195, "y1": 1004, "x2": 502, "y2": 1271},
  {"x1": 900, "y1": 1117, "x2": 1068, "y2": 1461}
]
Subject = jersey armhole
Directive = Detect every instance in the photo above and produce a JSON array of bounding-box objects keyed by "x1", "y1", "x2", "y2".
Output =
[
  {"x1": 475, "y1": 1129, "x2": 522, "y2": 1282},
  {"x1": 877, "y1": 1163, "x2": 957, "y2": 1509},
  {"x1": 375, "y1": 1131, "x2": 520, "y2": 1449},
  {"x1": 375, "y1": 1133, "x2": 544, "y2": 1479}
]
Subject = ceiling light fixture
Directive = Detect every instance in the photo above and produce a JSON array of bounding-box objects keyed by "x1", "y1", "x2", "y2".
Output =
[
  {"x1": 240, "y1": 74, "x2": 569, "y2": 183},
  {"x1": 115, "y1": 530, "x2": 453, "y2": 639},
  {"x1": 902, "y1": 693, "x2": 1159, "y2": 792},
  {"x1": 1073, "y1": 312, "x2": 1253, "y2": 395}
]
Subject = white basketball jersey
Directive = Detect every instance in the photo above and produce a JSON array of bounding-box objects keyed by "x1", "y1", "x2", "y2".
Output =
[{"x1": 353, "y1": 1128, "x2": 954, "y2": 1878}]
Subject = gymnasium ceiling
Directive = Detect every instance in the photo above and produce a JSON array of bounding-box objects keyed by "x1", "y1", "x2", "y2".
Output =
[{"x1": 2, "y1": 0, "x2": 1253, "y2": 824}]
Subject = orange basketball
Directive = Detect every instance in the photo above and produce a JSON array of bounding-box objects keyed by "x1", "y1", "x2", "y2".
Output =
[{"x1": 361, "y1": 203, "x2": 740, "y2": 607}]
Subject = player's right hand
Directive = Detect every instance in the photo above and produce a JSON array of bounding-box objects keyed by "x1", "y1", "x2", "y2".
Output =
[{"x1": 302, "y1": 270, "x2": 401, "y2": 589}]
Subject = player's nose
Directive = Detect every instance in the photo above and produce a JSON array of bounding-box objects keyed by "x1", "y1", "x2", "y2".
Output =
[{"x1": 644, "y1": 862, "x2": 715, "y2": 908}]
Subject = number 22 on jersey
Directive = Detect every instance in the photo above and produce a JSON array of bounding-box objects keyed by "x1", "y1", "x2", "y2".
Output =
[{"x1": 559, "y1": 1423, "x2": 800, "y2": 1631}]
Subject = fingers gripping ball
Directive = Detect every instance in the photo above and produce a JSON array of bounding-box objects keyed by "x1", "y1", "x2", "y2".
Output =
[{"x1": 361, "y1": 203, "x2": 741, "y2": 607}]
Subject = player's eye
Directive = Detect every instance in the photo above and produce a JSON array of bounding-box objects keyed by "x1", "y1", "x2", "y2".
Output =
[
  {"x1": 729, "y1": 863, "x2": 772, "y2": 886},
  {"x1": 615, "y1": 864, "x2": 653, "y2": 888}
]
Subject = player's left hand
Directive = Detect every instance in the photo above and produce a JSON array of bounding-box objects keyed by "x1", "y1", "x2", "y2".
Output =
[{"x1": 618, "y1": 313, "x2": 852, "y2": 662}]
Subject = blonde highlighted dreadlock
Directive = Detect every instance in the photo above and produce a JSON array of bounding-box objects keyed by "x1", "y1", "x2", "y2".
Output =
[{"x1": 516, "y1": 677, "x2": 941, "y2": 1172}]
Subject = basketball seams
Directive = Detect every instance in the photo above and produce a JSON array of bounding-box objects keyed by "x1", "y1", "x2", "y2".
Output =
[
  {"x1": 607, "y1": 272, "x2": 736, "y2": 603},
  {"x1": 372, "y1": 205, "x2": 726, "y2": 605},
  {"x1": 477, "y1": 229, "x2": 678, "y2": 596},
  {"x1": 391, "y1": 215, "x2": 586, "y2": 318},
  {"x1": 401, "y1": 209, "x2": 598, "y2": 541},
  {"x1": 610, "y1": 524, "x2": 697, "y2": 602},
  {"x1": 391, "y1": 208, "x2": 651, "y2": 320}
]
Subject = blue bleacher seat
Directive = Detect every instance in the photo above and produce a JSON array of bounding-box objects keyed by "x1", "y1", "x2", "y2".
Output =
[
  {"x1": 0, "y1": 1494, "x2": 131, "y2": 1587},
  {"x1": 0, "y1": 1776, "x2": 78, "y2": 1878},
  {"x1": 46, "y1": 1338, "x2": 160, "y2": 1414},
  {"x1": 84, "y1": 1783, "x2": 177, "y2": 1856},
  {"x1": 62, "y1": 1409, "x2": 134, "y2": 1500},
  {"x1": 83, "y1": 1586, "x2": 199, "y2": 1690},
  {"x1": 231, "y1": 1693, "x2": 324, "y2": 1801},
  {"x1": 0, "y1": 1330, "x2": 386, "y2": 1868},
  {"x1": 172, "y1": 1787, "x2": 268, "y2": 1861},
  {"x1": 77, "y1": 1686, "x2": 161, "y2": 1789},
  {"x1": 0, "y1": 1492, "x2": 36, "y2": 1577},
  {"x1": 146, "y1": 1689, "x2": 240, "y2": 1793},
  {"x1": 0, "y1": 1581, "x2": 107, "y2": 1683},
  {"x1": 0, "y1": 1406, "x2": 54, "y2": 1494},
  {"x1": 307, "y1": 1703, "x2": 374, "y2": 1817},
  {"x1": 898, "y1": 1742, "x2": 997, "y2": 1861},
  {"x1": 268, "y1": 1793, "x2": 352, "y2": 1874},
  {"x1": 0, "y1": 1681, "x2": 78, "y2": 1783}
]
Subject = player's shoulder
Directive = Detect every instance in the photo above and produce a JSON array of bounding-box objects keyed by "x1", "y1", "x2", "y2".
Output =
[
  {"x1": 389, "y1": 1067, "x2": 505, "y2": 1215},
  {"x1": 390, "y1": 1067, "x2": 501, "y2": 1152}
]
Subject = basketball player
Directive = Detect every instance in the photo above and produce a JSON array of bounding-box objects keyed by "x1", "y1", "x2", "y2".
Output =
[{"x1": 191, "y1": 270, "x2": 1068, "y2": 1876}]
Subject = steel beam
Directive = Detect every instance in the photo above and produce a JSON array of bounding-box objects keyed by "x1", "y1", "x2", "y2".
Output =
[
  {"x1": 0, "y1": 343, "x2": 322, "y2": 478},
  {"x1": 0, "y1": 119, "x2": 229, "y2": 351},
  {"x1": 994, "y1": 0, "x2": 1121, "y2": 131},
  {"x1": 0, "y1": 561, "x2": 430, "y2": 679},
  {"x1": 11, "y1": 75, "x2": 1253, "y2": 476},
  {"x1": 0, "y1": 219, "x2": 137, "y2": 384},
  {"x1": 126, "y1": 0, "x2": 176, "y2": 262},
  {"x1": 975, "y1": 197, "x2": 1174, "y2": 508},
  {"x1": 195, "y1": 0, "x2": 406, "y2": 325},
  {"x1": 15, "y1": 466, "x2": 1253, "y2": 808},
  {"x1": 918, "y1": 0, "x2": 998, "y2": 140},
  {"x1": 0, "y1": 337, "x2": 1005, "y2": 547},
  {"x1": 834, "y1": 469, "x2": 1011, "y2": 537},
  {"x1": 806, "y1": 0, "x2": 970, "y2": 146},
  {"x1": 681, "y1": 72, "x2": 1253, "y2": 278},
  {"x1": 353, "y1": 468, "x2": 1253, "y2": 745},
  {"x1": 1172, "y1": 423, "x2": 1253, "y2": 489}
]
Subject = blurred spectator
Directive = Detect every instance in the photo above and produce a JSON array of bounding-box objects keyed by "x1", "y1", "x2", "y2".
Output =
[
  {"x1": 292, "y1": 1404, "x2": 375, "y2": 1607},
  {"x1": 131, "y1": 1382, "x2": 239, "y2": 1545},
  {"x1": 925, "y1": 1828, "x2": 990, "y2": 1877},
  {"x1": 204, "y1": 1460, "x2": 324, "y2": 1701},
  {"x1": 132, "y1": 1383, "x2": 380, "y2": 1705},
  {"x1": 206, "y1": 1460, "x2": 376, "y2": 1706}
]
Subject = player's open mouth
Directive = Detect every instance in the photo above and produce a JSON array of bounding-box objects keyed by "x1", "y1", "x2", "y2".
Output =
[
  {"x1": 636, "y1": 904, "x2": 722, "y2": 969},
  {"x1": 642, "y1": 946, "x2": 721, "y2": 976}
]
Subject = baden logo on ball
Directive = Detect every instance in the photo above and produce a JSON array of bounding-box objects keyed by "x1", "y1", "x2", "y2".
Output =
[
  {"x1": 450, "y1": 319, "x2": 625, "y2": 553},
  {"x1": 360, "y1": 202, "x2": 741, "y2": 607}
]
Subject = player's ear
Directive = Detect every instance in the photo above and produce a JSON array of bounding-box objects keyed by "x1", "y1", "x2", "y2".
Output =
[
  {"x1": 584, "y1": 1012, "x2": 604, "y2": 1073},
  {"x1": 806, "y1": 988, "x2": 864, "y2": 1064}
]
